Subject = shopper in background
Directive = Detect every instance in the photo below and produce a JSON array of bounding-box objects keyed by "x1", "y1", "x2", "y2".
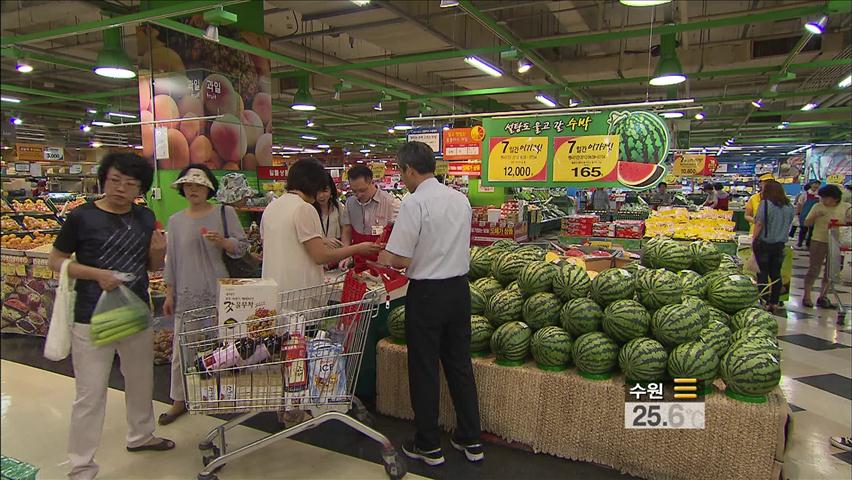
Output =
[
  {"x1": 794, "y1": 180, "x2": 820, "y2": 249},
  {"x1": 752, "y1": 180, "x2": 794, "y2": 313},
  {"x1": 802, "y1": 184, "x2": 852, "y2": 308},
  {"x1": 341, "y1": 165, "x2": 400, "y2": 268},
  {"x1": 590, "y1": 187, "x2": 611, "y2": 211},
  {"x1": 314, "y1": 172, "x2": 346, "y2": 248},
  {"x1": 379, "y1": 141, "x2": 483, "y2": 467},
  {"x1": 745, "y1": 173, "x2": 775, "y2": 233},
  {"x1": 702, "y1": 183, "x2": 718, "y2": 209},
  {"x1": 159, "y1": 164, "x2": 249, "y2": 425},
  {"x1": 216, "y1": 172, "x2": 258, "y2": 207},
  {"x1": 48, "y1": 153, "x2": 173, "y2": 480},
  {"x1": 714, "y1": 183, "x2": 729, "y2": 210},
  {"x1": 650, "y1": 182, "x2": 671, "y2": 209}
]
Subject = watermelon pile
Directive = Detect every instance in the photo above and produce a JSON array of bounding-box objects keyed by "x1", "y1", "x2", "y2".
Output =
[{"x1": 451, "y1": 239, "x2": 778, "y2": 398}]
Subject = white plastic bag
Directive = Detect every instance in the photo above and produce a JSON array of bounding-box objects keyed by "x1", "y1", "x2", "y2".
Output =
[
  {"x1": 90, "y1": 283, "x2": 150, "y2": 346},
  {"x1": 44, "y1": 258, "x2": 75, "y2": 361}
]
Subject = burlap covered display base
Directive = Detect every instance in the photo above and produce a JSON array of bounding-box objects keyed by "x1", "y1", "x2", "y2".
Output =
[{"x1": 376, "y1": 339, "x2": 787, "y2": 480}]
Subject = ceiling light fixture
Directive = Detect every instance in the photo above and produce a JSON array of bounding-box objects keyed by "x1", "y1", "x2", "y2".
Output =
[
  {"x1": 660, "y1": 111, "x2": 684, "y2": 119},
  {"x1": 16, "y1": 59, "x2": 33, "y2": 73},
  {"x1": 301, "y1": 135, "x2": 318, "y2": 140},
  {"x1": 800, "y1": 102, "x2": 818, "y2": 111},
  {"x1": 839, "y1": 75, "x2": 852, "y2": 88},
  {"x1": 694, "y1": 112, "x2": 705, "y2": 120},
  {"x1": 373, "y1": 101, "x2": 383, "y2": 111},
  {"x1": 10, "y1": 117, "x2": 22, "y2": 125},
  {"x1": 517, "y1": 58, "x2": 532, "y2": 74},
  {"x1": 1, "y1": 96, "x2": 21, "y2": 103},
  {"x1": 351, "y1": 0, "x2": 371, "y2": 6},
  {"x1": 360, "y1": 149, "x2": 371, "y2": 154},
  {"x1": 535, "y1": 94, "x2": 557, "y2": 108},
  {"x1": 91, "y1": 141, "x2": 103, "y2": 148},
  {"x1": 619, "y1": 0, "x2": 672, "y2": 6},
  {"x1": 306, "y1": 119, "x2": 315, "y2": 127},
  {"x1": 464, "y1": 56, "x2": 503, "y2": 77},
  {"x1": 387, "y1": 127, "x2": 395, "y2": 134},
  {"x1": 317, "y1": 144, "x2": 330, "y2": 149},
  {"x1": 751, "y1": 98, "x2": 764, "y2": 108},
  {"x1": 203, "y1": 25, "x2": 219, "y2": 43},
  {"x1": 94, "y1": 27, "x2": 136, "y2": 79},
  {"x1": 649, "y1": 31, "x2": 686, "y2": 86},
  {"x1": 80, "y1": 124, "x2": 92, "y2": 132},
  {"x1": 91, "y1": 120, "x2": 115, "y2": 127},
  {"x1": 568, "y1": 98, "x2": 581, "y2": 107},
  {"x1": 107, "y1": 111, "x2": 137, "y2": 119},
  {"x1": 804, "y1": 16, "x2": 828, "y2": 35},
  {"x1": 442, "y1": 125, "x2": 451, "y2": 131},
  {"x1": 291, "y1": 76, "x2": 316, "y2": 111},
  {"x1": 440, "y1": 0, "x2": 460, "y2": 7},
  {"x1": 87, "y1": 108, "x2": 98, "y2": 114},
  {"x1": 777, "y1": 122, "x2": 790, "y2": 130}
]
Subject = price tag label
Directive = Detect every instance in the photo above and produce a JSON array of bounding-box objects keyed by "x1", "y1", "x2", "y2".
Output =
[
  {"x1": 827, "y1": 174, "x2": 845, "y2": 185},
  {"x1": 552, "y1": 135, "x2": 619, "y2": 182},
  {"x1": 625, "y1": 402, "x2": 705, "y2": 429},
  {"x1": 487, "y1": 137, "x2": 548, "y2": 182}
]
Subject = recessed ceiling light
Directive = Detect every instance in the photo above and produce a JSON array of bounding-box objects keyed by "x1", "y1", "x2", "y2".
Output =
[
  {"x1": 1, "y1": 97, "x2": 21, "y2": 103},
  {"x1": 801, "y1": 102, "x2": 818, "y2": 111},
  {"x1": 464, "y1": 56, "x2": 503, "y2": 77},
  {"x1": 300, "y1": 135, "x2": 318, "y2": 140},
  {"x1": 317, "y1": 144, "x2": 330, "y2": 149},
  {"x1": 660, "y1": 111, "x2": 684, "y2": 119},
  {"x1": 535, "y1": 94, "x2": 557, "y2": 108}
]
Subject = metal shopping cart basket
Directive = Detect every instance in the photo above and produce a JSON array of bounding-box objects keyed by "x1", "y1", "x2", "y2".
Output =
[
  {"x1": 827, "y1": 222, "x2": 851, "y2": 326},
  {"x1": 178, "y1": 266, "x2": 408, "y2": 480}
]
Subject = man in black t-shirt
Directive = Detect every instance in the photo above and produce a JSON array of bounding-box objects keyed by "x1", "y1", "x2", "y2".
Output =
[{"x1": 49, "y1": 153, "x2": 172, "y2": 480}]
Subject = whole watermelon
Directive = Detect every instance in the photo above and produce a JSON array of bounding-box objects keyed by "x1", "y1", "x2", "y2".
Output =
[
  {"x1": 731, "y1": 307, "x2": 779, "y2": 335},
  {"x1": 682, "y1": 295, "x2": 710, "y2": 326},
  {"x1": 721, "y1": 346, "x2": 781, "y2": 397},
  {"x1": 618, "y1": 337, "x2": 668, "y2": 382},
  {"x1": 718, "y1": 254, "x2": 742, "y2": 273},
  {"x1": 591, "y1": 268, "x2": 635, "y2": 307},
  {"x1": 678, "y1": 270, "x2": 708, "y2": 298},
  {"x1": 656, "y1": 241, "x2": 692, "y2": 272},
  {"x1": 699, "y1": 320, "x2": 733, "y2": 357},
  {"x1": 492, "y1": 239, "x2": 519, "y2": 251},
  {"x1": 573, "y1": 332, "x2": 619, "y2": 375},
  {"x1": 730, "y1": 326, "x2": 777, "y2": 346},
  {"x1": 707, "y1": 273, "x2": 759, "y2": 314},
  {"x1": 667, "y1": 340, "x2": 720, "y2": 384},
  {"x1": 506, "y1": 280, "x2": 523, "y2": 295},
  {"x1": 518, "y1": 261, "x2": 558, "y2": 295},
  {"x1": 515, "y1": 245, "x2": 546, "y2": 262},
  {"x1": 607, "y1": 110, "x2": 670, "y2": 164},
  {"x1": 470, "y1": 285, "x2": 487, "y2": 315},
  {"x1": 636, "y1": 268, "x2": 683, "y2": 310},
  {"x1": 470, "y1": 315, "x2": 494, "y2": 353},
  {"x1": 561, "y1": 298, "x2": 603, "y2": 336},
  {"x1": 707, "y1": 306, "x2": 731, "y2": 327},
  {"x1": 492, "y1": 252, "x2": 529, "y2": 286},
  {"x1": 641, "y1": 237, "x2": 667, "y2": 268},
  {"x1": 485, "y1": 288, "x2": 524, "y2": 327},
  {"x1": 470, "y1": 247, "x2": 497, "y2": 279},
  {"x1": 603, "y1": 299, "x2": 650, "y2": 343},
  {"x1": 552, "y1": 263, "x2": 592, "y2": 301},
  {"x1": 388, "y1": 306, "x2": 406, "y2": 342},
  {"x1": 472, "y1": 277, "x2": 503, "y2": 301},
  {"x1": 530, "y1": 326, "x2": 573, "y2": 368},
  {"x1": 491, "y1": 321, "x2": 532, "y2": 364},
  {"x1": 522, "y1": 292, "x2": 562, "y2": 330},
  {"x1": 651, "y1": 302, "x2": 705, "y2": 347},
  {"x1": 690, "y1": 241, "x2": 722, "y2": 274}
]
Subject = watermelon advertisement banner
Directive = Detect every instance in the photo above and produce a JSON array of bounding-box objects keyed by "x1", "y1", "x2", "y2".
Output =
[{"x1": 481, "y1": 111, "x2": 670, "y2": 190}]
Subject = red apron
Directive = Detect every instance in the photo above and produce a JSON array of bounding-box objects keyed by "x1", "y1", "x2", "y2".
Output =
[{"x1": 351, "y1": 223, "x2": 394, "y2": 267}]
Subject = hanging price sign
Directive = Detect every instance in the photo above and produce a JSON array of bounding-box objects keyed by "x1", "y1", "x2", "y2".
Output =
[
  {"x1": 552, "y1": 135, "x2": 619, "y2": 182},
  {"x1": 487, "y1": 136, "x2": 548, "y2": 182}
]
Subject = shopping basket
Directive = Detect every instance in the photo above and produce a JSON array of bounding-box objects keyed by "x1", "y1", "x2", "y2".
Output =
[{"x1": 177, "y1": 272, "x2": 407, "y2": 480}]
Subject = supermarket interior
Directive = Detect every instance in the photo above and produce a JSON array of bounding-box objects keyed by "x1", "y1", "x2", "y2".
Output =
[{"x1": 1, "y1": 0, "x2": 852, "y2": 479}]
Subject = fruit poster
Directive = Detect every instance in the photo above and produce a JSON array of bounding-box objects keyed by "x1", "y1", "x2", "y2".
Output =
[
  {"x1": 481, "y1": 111, "x2": 671, "y2": 190},
  {"x1": 136, "y1": 17, "x2": 272, "y2": 171}
]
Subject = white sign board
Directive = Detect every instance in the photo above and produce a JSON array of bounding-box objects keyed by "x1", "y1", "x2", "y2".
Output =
[
  {"x1": 43, "y1": 147, "x2": 63, "y2": 161},
  {"x1": 406, "y1": 127, "x2": 442, "y2": 156}
]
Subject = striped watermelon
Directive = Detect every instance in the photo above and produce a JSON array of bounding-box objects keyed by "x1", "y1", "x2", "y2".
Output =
[
  {"x1": 721, "y1": 346, "x2": 781, "y2": 397},
  {"x1": 561, "y1": 298, "x2": 603, "y2": 336},
  {"x1": 472, "y1": 277, "x2": 503, "y2": 301},
  {"x1": 591, "y1": 268, "x2": 635, "y2": 306},
  {"x1": 618, "y1": 337, "x2": 668, "y2": 382},
  {"x1": 690, "y1": 241, "x2": 722, "y2": 274},
  {"x1": 707, "y1": 306, "x2": 731, "y2": 327},
  {"x1": 682, "y1": 296, "x2": 710, "y2": 326},
  {"x1": 636, "y1": 269, "x2": 683, "y2": 310},
  {"x1": 388, "y1": 306, "x2": 406, "y2": 343},
  {"x1": 656, "y1": 241, "x2": 692, "y2": 272},
  {"x1": 553, "y1": 263, "x2": 592, "y2": 301},
  {"x1": 728, "y1": 336, "x2": 781, "y2": 356},
  {"x1": 470, "y1": 247, "x2": 498, "y2": 279},
  {"x1": 515, "y1": 245, "x2": 546, "y2": 262},
  {"x1": 470, "y1": 285, "x2": 487, "y2": 315},
  {"x1": 530, "y1": 326, "x2": 573, "y2": 369},
  {"x1": 490, "y1": 250, "x2": 511, "y2": 278},
  {"x1": 718, "y1": 254, "x2": 742, "y2": 273},
  {"x1": 667, "y1": 340, "x2": 720, "y2": 384},
  {"x1": 492, "y1": 252, "x2": 530, "y2": 285},
  {"x1": 707, "y1": 274, "x2": 759, "y2": 314},
  {"x1": 729, "y1": 326, "x2": 776, "y2": 346},
  {"x1": 731, "y1": 307, "x2": 779, "y2": 335},
  {"x1": 522, "y1": 292, "x2": 562, "y2": 330},
  {"x1": 506, "y1": 280, "x2": 523, "y2": 295},
  {"x1": 470, "y1": 315, "x2": 494, "y2": 353},
  {"x1": 491, "y1": 321, "x2": 532, "y2": 364},
  {"x1": 603, "y1": 299, "x2": 650, "y2": 343},
  {"x1": 518, "y1": 261, "x2": 558, "y2": 295},
  {"x1": 492, "y1": 239, "x2": 519, "y2": 251},
  {"x1": 573, "y1": 332, "x2": 619, "y2": 375},
  {"x1": 699, "y1": 320, "x2": 733, "y2": 357},
  {"x1": 651, "y1": 302, "x2": 705, "y2": 347},
  {"x1": 678, "y1": 270, "x2": 708, "y2": 298},
  {"x1": 641, "y1": 237, "x2": 667, "y2": 268},
  {"x1": 485, "y1": 288, "x2": 524, "y2": 327}
]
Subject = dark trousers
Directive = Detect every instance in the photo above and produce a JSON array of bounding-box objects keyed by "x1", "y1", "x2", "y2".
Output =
[
  {"x1": 797, "y1": 226, "x2": 813, "y2": 247},
  {"x1": 755, "y1": 240, "x2": 785, "y2": 305},
  {"x1": 405, "y1": 275, "x2": 481, "y2": 450}
]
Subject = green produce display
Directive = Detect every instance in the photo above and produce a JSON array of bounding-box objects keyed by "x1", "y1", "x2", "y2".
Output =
[
  {"x1": 707, "y1": 273, "x2": 759, "y2": 314},
  {"x1": 655, "y1": 240, "x2": 692, "y2": 272},
  {"x1": 731, "y1": 307, "x2": 779, "y2": 335},
  {"x1": 590, "y1": 268, "x2": 635, "y2": 306},
  {"x1": 721, "y1": 345, "x2": 782, "y2": 400},
  {"x1": 470, "y1": 286, "x2": 487, "y2": 315},
  {"x1": 530, "y1": 326, "x2": 573, "y2": 370},
  {"x1": 618, "y1": 337, "x2": 668, "y2": 382},
  {"x1": 636, "y1": 269, "x2": 682, "y2": 311},
  {"x1": 651, "y1": 302, "x2": 706, "y2": 348},
  {"x1": 552, "y1": 263, "x2": 592, "y2": 301},
  {"x1": 690, "y1": 241, "x2": 722, "y2": 274},
  {"x1": 602, "y1": 299, "x2": 650, "y2": 343},
  {"x1": 707, "y1": 306, "x2": 732, "y2": 327},
  {"x1": 678, "y1": 270, "x2": 708, "y2": 298},
  {"x1": 518, "y1": 261, "x2": 558, "y2": 295},
  {"x1": 485, "y1": 289, "x2": 525, "y2": 327},
  {"x1": 573, "y1": 331, "x2": 619, "y2": 377},
  {"x1": 522, "y1": 292, "x2": 562, "y2": 330},
  {"x1": 699, "y1": 320, "x2": 733, "y2": 357},
  {"x1": 470, "y1": 247, "x2": 499, "y2": 280},
  {"x1": 492, "y1": 252, "x2": 530, "y2": 285},
  {"x1": 472, "y1": 276, "x2": 504, "y2": 301},
  {"x1": 667, "y1": 340, "x2": 720, "y2": 388},
  {"x1": 561, "y1": 297, "x2": 603, "y2": 337}
]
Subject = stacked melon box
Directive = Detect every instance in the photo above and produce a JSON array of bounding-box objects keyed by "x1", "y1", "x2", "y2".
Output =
[{"x1": 393, "y1": 236, "x2": 780, "y2": 404}]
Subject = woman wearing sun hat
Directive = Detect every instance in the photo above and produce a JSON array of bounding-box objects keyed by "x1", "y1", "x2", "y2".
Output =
[{"x1": 159, "y1": 164, "x2": 249, "y2": 425}]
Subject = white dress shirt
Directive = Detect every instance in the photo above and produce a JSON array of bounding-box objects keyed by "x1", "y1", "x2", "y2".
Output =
[{"x1": 386, "y1": 177, "x2": 471, "y2": 280}]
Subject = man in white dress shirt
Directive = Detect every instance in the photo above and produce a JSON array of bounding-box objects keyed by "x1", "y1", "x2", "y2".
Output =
[{"x1": 378, "y1": 142, "x2": 483, "y2": 467}]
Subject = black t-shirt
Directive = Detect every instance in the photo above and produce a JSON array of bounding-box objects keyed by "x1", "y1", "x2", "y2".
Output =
[{"x1": 54, "y1": 202, "x2": 155, "y2": 324}]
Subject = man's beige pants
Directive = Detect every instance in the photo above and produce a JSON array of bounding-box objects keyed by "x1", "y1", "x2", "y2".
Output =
[{"x1": 68, "y1": 323, "x2": 156, "y2": 480}]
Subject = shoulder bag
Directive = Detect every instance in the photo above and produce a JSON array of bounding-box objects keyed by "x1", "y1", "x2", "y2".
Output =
[
  {"x1": 44, "y1": 258, "x2": 76, "y2": 360},
  {"x1": 220, "y1": 205, "x2": 262, "y2": 278}
]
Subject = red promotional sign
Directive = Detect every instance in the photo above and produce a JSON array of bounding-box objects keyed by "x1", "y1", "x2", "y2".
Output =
[
  {"x1": 443, "y1": 127, "x2": 482, "y2": 161},
  {"x1": 448, "y1": 161, "x2": 482, "y2": 177},
  {"x1": 257, "y1": 166, "x2": 287, "y2": 180}
]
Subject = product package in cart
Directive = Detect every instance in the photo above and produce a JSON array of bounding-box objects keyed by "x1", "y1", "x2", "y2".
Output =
[{"x1": 307, "y1": 332, "x2": 348, "y2": 404}]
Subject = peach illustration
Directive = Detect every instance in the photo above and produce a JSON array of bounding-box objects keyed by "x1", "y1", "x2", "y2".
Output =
[
  {"x1": 210, "y1": 114, "x2": 247, "y2": 164},
  {"x1": 189, "y1": 135, "x2": 213, "y2": 165},
  {"x1": 153, "y1": 94, "x2": 180, "y2": 129},
  {"x1": 254, "y1": 133, "x2": 273, "y2": 167},
  {"x1": 252, "y1": 93, "x2": 272, "y2": 127},
  {"x1": 240, "y1": 109, "x2": 263, "y2": 149}
]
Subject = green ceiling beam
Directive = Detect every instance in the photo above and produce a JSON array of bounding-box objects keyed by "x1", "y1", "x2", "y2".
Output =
[
  {"x1": 274, "y1": 4, "x2": 825, "y2": 76},
  {"x1": 0, "y1": 0, "x2": 247, "y2": 47},
  {"x1": 0, "y1": 47, "x2": 92, "y2": 72},
  {"x1": 1, "y1": 83, "x2": 135, "y2": 106}
]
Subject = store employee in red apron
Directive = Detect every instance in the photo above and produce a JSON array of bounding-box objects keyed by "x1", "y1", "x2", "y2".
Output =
[{"x1": 341, "y1": 165, "x2": 400, "y2": 265}]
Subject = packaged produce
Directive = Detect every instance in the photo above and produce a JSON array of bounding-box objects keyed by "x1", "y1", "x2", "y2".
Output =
[
  {"x1": 644, "y1": 208, "x2": 735, "y2": 241},
  {"x1": 307, "y1": 332, "x2": 347, "y2": 404}
]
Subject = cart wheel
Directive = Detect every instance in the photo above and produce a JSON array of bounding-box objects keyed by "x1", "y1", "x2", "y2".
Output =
[
  {"x1": 197, "y1": 473, "x2": 217, "y2": 480},
  {"x1": 198, "y1": 440, "x2": 214, "y2": 451},
  {"x1": 383, "y1": 450, "x2": 407, "y2": 480},
  {"x1": 354, "y1": 409, "x2": 374, "y2": 426},
  {"x1": 202, "y1": 453, "x2": 225, "y2": 473}
]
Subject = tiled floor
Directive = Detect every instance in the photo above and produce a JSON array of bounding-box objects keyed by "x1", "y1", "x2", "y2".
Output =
[{"x1": 1, "y1": 247, "x2": 851, "y2": 479}]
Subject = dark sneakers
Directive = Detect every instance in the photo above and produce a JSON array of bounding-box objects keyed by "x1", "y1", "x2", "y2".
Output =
[
  {"x1": 450, "y1": 437, "x2": 485, "y2": 462},
  {"x1": 402, "y1": 439, "x2": 445, "y2": 466}
]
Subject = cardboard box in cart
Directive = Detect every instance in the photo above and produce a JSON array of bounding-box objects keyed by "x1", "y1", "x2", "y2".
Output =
[{"x1": 218, "y1": 278, "x2": 278, "y2": 337}]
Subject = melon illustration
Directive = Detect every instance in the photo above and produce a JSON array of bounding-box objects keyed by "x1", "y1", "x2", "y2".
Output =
[
  {"x1": 607, "y1": 111, "x2": 670, "y2": 164},
  {"x1": 617, "y1": 161, "x2": 667, "y2": 189}
]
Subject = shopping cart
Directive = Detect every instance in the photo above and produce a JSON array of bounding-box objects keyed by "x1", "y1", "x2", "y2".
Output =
[
  {"x1": 826, "y1": 221, "x2": 851, "y2": 326},
  {"x1": 177, "y1": 268, "x2": 408, "y2": 480}
]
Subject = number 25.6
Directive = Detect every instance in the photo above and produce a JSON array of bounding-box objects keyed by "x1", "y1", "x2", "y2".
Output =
[{"x1": 632, "y1": 405, "x2": 662, "y2": 427}]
